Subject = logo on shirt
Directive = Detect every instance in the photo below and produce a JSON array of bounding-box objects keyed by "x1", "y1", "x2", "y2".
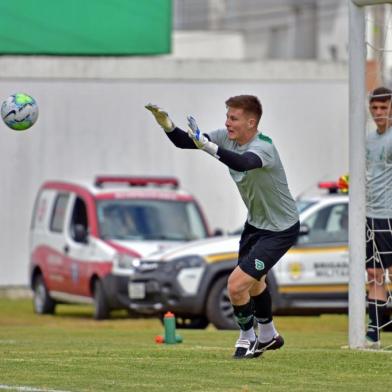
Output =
[{"x1": 255, "y1": 258, "x2": 265, "y2": 271}]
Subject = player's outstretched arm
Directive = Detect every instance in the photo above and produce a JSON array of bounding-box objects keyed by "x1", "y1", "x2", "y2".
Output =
[
  {"x1": 187, "y1": 115, "x2": 219, "y2": 158},
  {"x1": 187, "y1": 115, "x2": 263, "y2": 170},
  {"x1": 145, "y1": 103, "x2": 198, "y2": 149},
  {"x1": 145, "y1": 104, "x2": 176, "y2": 132}
]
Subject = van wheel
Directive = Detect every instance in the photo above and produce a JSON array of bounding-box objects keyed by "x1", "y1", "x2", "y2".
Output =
[
  {"x1": 206, "y1": 275, "x2": 237, "y2": 330},
  {"x1": 93, "y1": 279, "x2": 110, "y2": 320},
  {"x1": 33, "y1": 274, "x2": 56, "y2": 315}
]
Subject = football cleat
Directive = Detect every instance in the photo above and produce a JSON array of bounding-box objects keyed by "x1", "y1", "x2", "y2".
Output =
[
  {"x1": 244, "y1": 334, "x2": 284, "y2": 359},
  {"x1": 364, "y1": 337, "x2": 381, "y2": 349},
  {"x1": 365, "y1": 328, "x2": 381, "y2": 349},
  {"x1": 366, "y1": 327, "x2": 380, "y2": 345},
  {"x1": 233, "y1": 338, "x2": 256, "y2": 359}
]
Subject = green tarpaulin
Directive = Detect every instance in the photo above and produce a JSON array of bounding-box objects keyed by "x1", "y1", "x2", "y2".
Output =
[{"x1": 0, "y1": 0, "x2": 171, "y2": 55}]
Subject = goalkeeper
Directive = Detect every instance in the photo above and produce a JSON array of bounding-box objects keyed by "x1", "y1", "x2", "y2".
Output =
[{"x1": 146, "y1": 95, "x2": 299, "y2": 359}]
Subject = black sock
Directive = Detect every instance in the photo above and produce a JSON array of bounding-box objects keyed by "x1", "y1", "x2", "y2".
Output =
[
  {"x1": 252, "y1": 288, "x2": 272, "y2": 324},
  {"x1": 232, "y1": 301, "x2": 254, "y2": 331},
  {"x1": 367, "y1": 298, "x2": 386, "y2": 341}
]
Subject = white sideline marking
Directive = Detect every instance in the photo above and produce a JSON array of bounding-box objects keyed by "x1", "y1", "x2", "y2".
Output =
[
  {"x1": 0, "y1": 385, "x2": 72, "y2": 392},
  {"x1": 341, "y1": 344, "x2": 392, "y2": 352}
]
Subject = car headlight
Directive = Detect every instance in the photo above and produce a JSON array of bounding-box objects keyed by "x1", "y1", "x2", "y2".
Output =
[
  {"x1": 162, "y1": 255, "x2": 205, "y2": 273},
  {"x1": 162, "y1": 256, "x2": 205, "y2": 296},
  {"x1": 114, "y1": 253, "x2": 137, "y2": 269}
]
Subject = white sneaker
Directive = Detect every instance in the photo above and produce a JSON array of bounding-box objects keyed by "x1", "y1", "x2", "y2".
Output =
[
  {"x1": 233, "y1": 338, "x2": 256, "y2": 359},
  {"x1": 244, "y1": 334, "x2": 285, "y2": 359}
]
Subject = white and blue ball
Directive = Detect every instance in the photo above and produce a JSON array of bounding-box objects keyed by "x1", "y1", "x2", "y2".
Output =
[{"x1": 1, "y1": 93, "x2": 39, "y2": 131}]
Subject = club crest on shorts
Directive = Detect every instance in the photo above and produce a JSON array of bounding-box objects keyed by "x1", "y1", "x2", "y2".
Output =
[{"x1": 254, "y1": 258, "x2": 265, "y2": 271}]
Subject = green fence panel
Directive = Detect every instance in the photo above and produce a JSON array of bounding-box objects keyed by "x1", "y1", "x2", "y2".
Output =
[{"x1": 0, "y1": 0, "x2": 171, "y2": 55}]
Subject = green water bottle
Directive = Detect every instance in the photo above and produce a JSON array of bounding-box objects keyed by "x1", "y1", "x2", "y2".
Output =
[{"x1": 164, "y1": 311, "x2": 177, "y2": 344}]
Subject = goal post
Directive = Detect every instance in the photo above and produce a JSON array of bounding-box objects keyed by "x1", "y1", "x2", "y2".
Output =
[
  {"x1": 348, "y1": 0, "x2": 366, "y2": 349},
  {"x1": 348, "y1": 0, "x2": 392, "y2": 349}
]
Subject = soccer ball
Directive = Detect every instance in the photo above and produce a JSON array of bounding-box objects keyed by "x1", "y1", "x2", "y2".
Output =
[{"x1": 1, "y1": 93, "x2": 39, "y2": 131}]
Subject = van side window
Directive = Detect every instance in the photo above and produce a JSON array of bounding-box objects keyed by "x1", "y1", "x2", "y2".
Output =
[
  {"x1": 70, "y1": 197, "x2": 88, "y2": 241},
  {"x1": 50, "y1": 194, "x2": 70, "y2": 233}
]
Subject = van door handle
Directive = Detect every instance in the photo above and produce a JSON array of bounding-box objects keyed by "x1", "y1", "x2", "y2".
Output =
[{"x1": 63, "y1": 245, "x2": 69, "y2": 254}]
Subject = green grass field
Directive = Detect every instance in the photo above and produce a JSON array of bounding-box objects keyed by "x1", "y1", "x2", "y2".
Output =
[{"x1": 0, "y1": 298, "x2": 391, "y2": 392}]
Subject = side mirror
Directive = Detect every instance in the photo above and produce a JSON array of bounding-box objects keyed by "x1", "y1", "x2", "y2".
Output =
[
  {"x1": 298, "y1": 223, "x2": 310, "y2": 236},
  {"x1": 74, "y1": 224, "x2": 88, "y2": 244}
]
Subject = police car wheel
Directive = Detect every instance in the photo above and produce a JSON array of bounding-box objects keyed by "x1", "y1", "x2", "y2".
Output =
[
  {"x1": 175, "y1": 315, "x2": 209, "y2": 329},
  {"x1": 206, "y1": 275, "x2": 237, "y2": 330},
  {"x1": 159, "y1": 314, "x2": 209, "y2": 329},
  {"x1": 93, "y1": 279, "x2": 110, "y2": 320},
  {"x1": 33, "y1": 274, "x2": 55, "y2": 315},
  {"x1": 266, "y1": 271, "x2": 283, "y2": 313}
]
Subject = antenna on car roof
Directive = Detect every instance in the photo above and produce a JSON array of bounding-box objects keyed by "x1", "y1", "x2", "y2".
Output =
[{"x1": 94, "y1": 176, "x2": 179, "y2": 189}]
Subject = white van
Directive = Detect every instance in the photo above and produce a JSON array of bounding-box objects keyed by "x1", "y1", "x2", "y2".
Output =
[{"x1": 29, "y1": 176, "x2": 212, "y2": 319}]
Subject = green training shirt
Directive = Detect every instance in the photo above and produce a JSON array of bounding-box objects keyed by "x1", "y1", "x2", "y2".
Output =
[{"x1": 366, "y1": 126, "x2": 392, "y2": 218}]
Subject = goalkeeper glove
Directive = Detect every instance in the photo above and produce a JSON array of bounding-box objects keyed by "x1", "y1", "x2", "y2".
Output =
[
  {"x1": 187, "y1": 115, "x2": 219, "y2": 158},
  {"x1": 145, "y1": 104, "x2": 175, "y2": 133}
]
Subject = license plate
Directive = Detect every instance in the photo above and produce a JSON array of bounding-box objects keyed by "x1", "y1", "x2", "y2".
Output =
[{"x1": 128, "y1": 282, "x2": 146, "y2": 299}]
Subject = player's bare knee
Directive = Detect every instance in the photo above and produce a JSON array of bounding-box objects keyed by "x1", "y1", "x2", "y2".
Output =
[
  {"x1": 227, "y1": 280, "x2": 240, "y2": 302},
  {"x1": 249, "y1": 278, "x2": 266, "y2": 297},
  {"x1": 227, "y1": 279, "x2": 246, "y2": 303}
]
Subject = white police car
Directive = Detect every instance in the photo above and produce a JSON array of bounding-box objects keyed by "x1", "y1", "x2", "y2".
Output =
[
  {"x1": 126, "y1": 181, "x2": 349, "y2": 329},
  {"x1": 29, "y1": 176, "x2": 213, "y2": 319}
]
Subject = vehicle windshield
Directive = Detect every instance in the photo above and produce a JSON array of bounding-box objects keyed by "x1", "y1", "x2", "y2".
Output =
[{"x1": 97, "y1": 199, "x2": 208, "y2": 241}]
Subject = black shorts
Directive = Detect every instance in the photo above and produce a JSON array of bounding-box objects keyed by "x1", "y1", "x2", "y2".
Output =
[
  {"x1": 366, "y1": 217, "x2": 392, "y2": 269},
  {"x1": 238, "y1": 220, "x2": 300, "y2": 280}
]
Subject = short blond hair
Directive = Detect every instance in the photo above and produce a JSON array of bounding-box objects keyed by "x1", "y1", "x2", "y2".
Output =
[{"x1": 225, "y1": 95, "x2": 262, "y2": 124}]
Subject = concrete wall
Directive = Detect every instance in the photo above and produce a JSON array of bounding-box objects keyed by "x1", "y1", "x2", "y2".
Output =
[
  {"x1": 170, "y1": 31, "x2": 245, "y2": 59},
  {"x1": 0, "y1": 56, "x2": 348, "y2": 286}
]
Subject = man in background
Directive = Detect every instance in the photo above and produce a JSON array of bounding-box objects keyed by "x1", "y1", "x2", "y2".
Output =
[{"x1": 365, "y1": 86, "x2": 392, "y2": 347}]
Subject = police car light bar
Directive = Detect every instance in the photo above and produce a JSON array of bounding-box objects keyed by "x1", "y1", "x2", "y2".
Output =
[
  {"x1": 318, "y1": 181, "x2": 339, "y2": 193},
  {"x1": 94, "y1": 176, "x2": 179, "y2": 188}
]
